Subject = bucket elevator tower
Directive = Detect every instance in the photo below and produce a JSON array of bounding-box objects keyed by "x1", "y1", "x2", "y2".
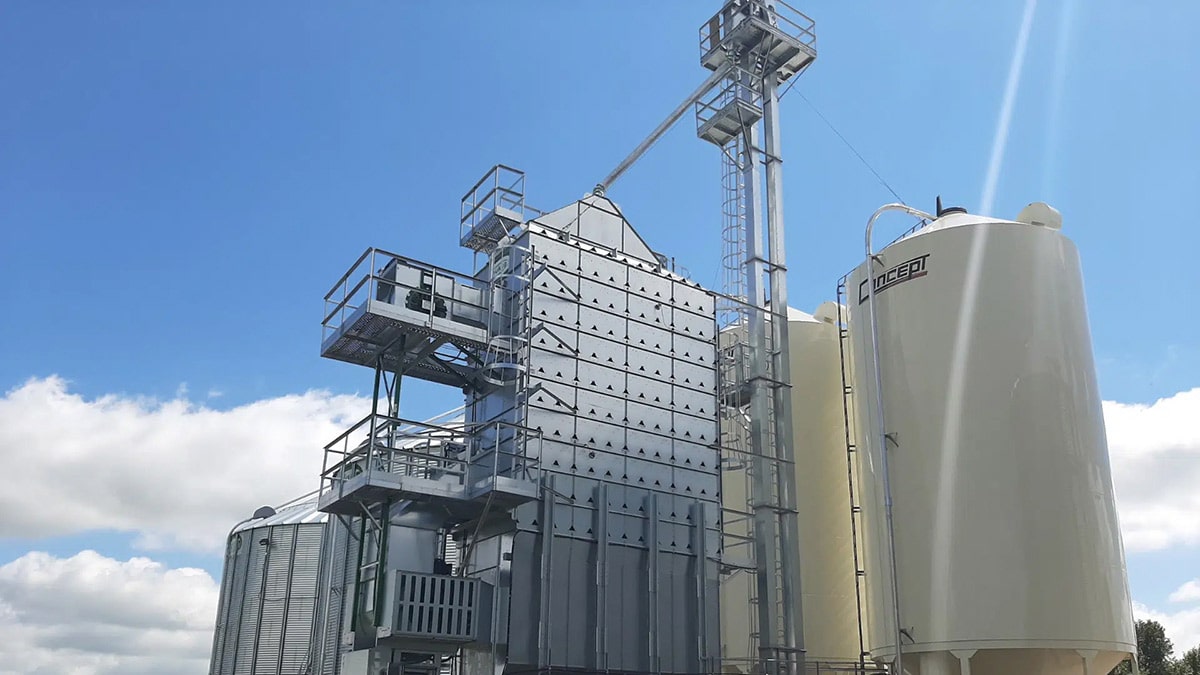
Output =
[
  {"x1": 317, "y1": 166, "x2": 723, "y2": 675},
  {"x1": 592, "y1": 3, "x2": 816, "y2": 673},
  {"x1": 696, "y1": 3, "x2": 816, "y2": 674}
]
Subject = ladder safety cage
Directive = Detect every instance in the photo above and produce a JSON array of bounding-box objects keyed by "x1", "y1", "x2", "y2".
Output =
[
  {"x1": 717, "y1": 137, "x2": 749, "y2": 329},
  {"x1": 481, "y1": 241, "x2": 535, "y2": 389}
]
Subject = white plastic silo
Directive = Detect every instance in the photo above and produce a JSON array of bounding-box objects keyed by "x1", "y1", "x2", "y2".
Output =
[
  {"x1": 789, "y1": 307, "x2": 866, "y2": 664},
  {"x1": 720, "y1": 307, "x2": 865, "y2": 669},
  {"x1": 847, "y1": 205, "x2": 1135, "y2": 675}
]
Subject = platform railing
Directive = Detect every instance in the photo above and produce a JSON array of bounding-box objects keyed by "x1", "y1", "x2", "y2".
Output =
[
  {"x1": 462, "y1": 420, "x2": 544, "y2": 491},
  {"x1": 695, "y1": 69, "x2": 764, "y2": 136},
  {"x1": 320, "y1": 413, "x2": 542, "y2": 504},
  {"x1": 699, "y1": 0, "x2": 817, "y2": 60},
  {"x1": 459, "y1": 165, "x2": 545, "y2": 237},
  {"x1": 460, "y1": 164, "x2": 526, "y2": 231},
  {"x1": 763, "y1": 0, "x2": 817, "y2": 47},
  {"x1": 320, "y1": 414, "x2": 465, "y2": 494},
  {"x1": 884, "y1": 218, "x2": 931, "y2": 248},
  {"x1": 321, "y1": 247, "x2": 491, "y2": 347}
]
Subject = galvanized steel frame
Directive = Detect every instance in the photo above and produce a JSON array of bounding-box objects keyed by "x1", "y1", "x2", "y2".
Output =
[
  {"x1": 696, "y1": 2, "x2": 814, "y2": 673},
  {"x1": 597, "y1": 0, "x2": 817, "y2": 666}
]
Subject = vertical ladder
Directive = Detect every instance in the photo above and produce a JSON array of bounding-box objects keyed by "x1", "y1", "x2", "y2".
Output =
[
  {"x1": 717, "y1": 124, "x2": 763, "y2": 663},
  {"x1": 718, "y1": 132, "x2": 748, "y2": 327},
  {"x1": 836, "y1": 279, "x2": 870, "y2": 673},
  {"x1": 350, "y1": 499, "x2": 391, "y2": 637},
  {"x1": 347, "y1": 353, "x2": 406, "y2": 642},
  {"x1": 716, "y1": 130, "x2": 797, "y2": 667}
]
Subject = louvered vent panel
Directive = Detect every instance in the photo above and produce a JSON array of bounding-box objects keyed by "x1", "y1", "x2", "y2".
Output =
[{"x1": 391, "y1": 572, "x2": 487, "y2": 642}]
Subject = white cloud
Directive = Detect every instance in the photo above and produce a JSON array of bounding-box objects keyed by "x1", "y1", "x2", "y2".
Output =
[
  {"x1": 1172, "y1": 580, "x2": 1200, "y2": 604},
  {"x1": 0, "y1": 376, "x2": 1198, "y2": 667},
  {"x1": 1134, "y1": 601, "x2": 1200, "y2": 655},
  {"x1": 1105, "y1": 389, "x2": 1200, "y2": 654},
  {"x1": 0, "y1": 376, "x2": 366, "y2": 553},
  {"x1": 1105, "y1": 388, "x2": 1200, "y2": 553},
  {"x1": 8, "y1": 375, "x2": 1190, "y2": 557},
  {"x1": 0, "y1": 550, "x2": 217, "y2": 675}
]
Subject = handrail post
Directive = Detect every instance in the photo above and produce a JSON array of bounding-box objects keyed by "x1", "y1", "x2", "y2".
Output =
[
  {"x1": 493, "y1": 420, "x2": 501, "y2": 481},
  {"x1": 363, "y1": 249, "x2": 372, "y2": 321},
  {"x1": 320, "y1": 440, "x2": 330, "y2": 498},
  {"x1": 339, "y1": 261, "x2": 348, "y2": 330}
]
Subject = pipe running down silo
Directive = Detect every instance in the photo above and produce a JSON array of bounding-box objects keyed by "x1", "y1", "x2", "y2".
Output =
[{"x1": 863, "y1": 203, "x2": 937, "y2": 675}]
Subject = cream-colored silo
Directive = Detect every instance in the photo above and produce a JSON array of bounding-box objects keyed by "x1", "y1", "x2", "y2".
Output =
[
  {"x1": 846, "y1": 204, "x2": 1135, "y2": 675},
  {"x1": 720, "y1": 308, "x2": 866, "y2": 669},
  {"x1": 790, "y1": 307, "x2": 867, "y2": 664}
]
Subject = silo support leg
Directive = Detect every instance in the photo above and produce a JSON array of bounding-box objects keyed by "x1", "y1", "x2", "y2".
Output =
[
  {"x1": 950, "y1": 649, "x2": 976, "y2": 675},
  {"x1": 1076, "y1": 649, "x2": 1098, "y2": 675}
]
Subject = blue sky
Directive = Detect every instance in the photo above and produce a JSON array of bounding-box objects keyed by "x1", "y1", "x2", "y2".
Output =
[{"x1": 1, "y1": 1, "x2": 1199, "y2": 671}]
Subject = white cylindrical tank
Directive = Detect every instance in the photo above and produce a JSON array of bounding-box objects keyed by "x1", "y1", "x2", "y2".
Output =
[
  {"x1": 847, "y1": 205, "x2": 1135, "y2": 675},
  {"x1": 789, "y1": 307, "x2": 866, "y2": 664},
  {"x1": 720, "y1": 308, "x2": 864, "y2": 668}
]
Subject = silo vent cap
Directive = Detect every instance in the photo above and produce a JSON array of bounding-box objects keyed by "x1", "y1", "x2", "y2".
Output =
[
  {"x1": 1015, "y1": 202, "x2": 1062, "y2": 230},
  {"x1": 251, "y1": 506, "x2": 277, "y2": 520},
  {"x1": 935, "y1": 196, "x2": 967, "y2": 218},
  {"x1": 813, "y1": 301, "x2": 843, "y2": 325}
]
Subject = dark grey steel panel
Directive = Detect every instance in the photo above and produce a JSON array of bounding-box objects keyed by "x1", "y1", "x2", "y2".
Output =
[
  {"x1": 569, "y1": 537, "x2": 593, "y2": 669},
  {"x1": 505, "y1": 531, "x2": 539, "y2": 663}
]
